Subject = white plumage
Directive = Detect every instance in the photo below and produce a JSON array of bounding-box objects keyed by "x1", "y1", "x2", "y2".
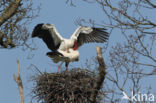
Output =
[{"x1": 32, "y1": 23, "x2": 109, "y2": 71}]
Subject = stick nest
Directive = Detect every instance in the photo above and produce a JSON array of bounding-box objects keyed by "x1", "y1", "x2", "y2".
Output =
[{"x1": 32, "y1": 68, "x2": 101, "y2": 103}]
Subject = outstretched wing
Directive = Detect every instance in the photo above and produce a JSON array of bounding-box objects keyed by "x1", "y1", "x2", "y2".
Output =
[
  {"x1": 71, "y1": 26, "x2": 109, "y2": 47},
  {"x1": 32, "y1": 23, "x2": 63, "y2": 51}
]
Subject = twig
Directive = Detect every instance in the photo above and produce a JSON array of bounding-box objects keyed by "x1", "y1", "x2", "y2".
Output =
[
  {"x1": 13, "y1": 59, "x2": 24, "y2": 103},
  {"x1": 0, "y1": 0, "x2": 21, "y2": 26},
  {"x1": 90, "y1": 47, "x2": 107, "y2": 103}
]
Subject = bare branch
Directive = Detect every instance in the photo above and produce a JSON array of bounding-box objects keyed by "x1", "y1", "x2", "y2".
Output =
[
  {"x1": 13, "y1": 59, "x2": 24, "y2": 103},
  {"x1": 90, "y1": 47, "x2": 106, "y2": 102},
  {"x1": 145, "y1": 0, "x2": 156, "y2": 8},
  {"x1": 0, "y1": 0, "x2": 21, "y2": 26},
  {"x1": 0, "y1": 0, "x2": 39, "y2": 49}
]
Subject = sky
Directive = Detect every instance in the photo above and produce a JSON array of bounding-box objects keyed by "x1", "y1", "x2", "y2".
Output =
[{"x1": 0, "y1": 0, "x2": 155, "y2": 103}]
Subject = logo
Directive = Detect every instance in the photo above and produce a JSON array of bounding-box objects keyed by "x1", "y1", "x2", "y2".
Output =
[{"x1": 122, "y1": 91, "x2": 155, "y2": 102}]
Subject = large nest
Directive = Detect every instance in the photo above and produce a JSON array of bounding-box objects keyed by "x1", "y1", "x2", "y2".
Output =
[{"x1": 32, "y1": 68, "x2": 101, "y2": 103}]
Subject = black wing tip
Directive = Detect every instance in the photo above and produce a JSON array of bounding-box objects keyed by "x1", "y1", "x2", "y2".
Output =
[
  {"x1": 32, "y1": 23, "x2": 44, "y2": 37},
  {"x1": 93, "y1": 27, "x2": 107, "y2": 30},
  {"x1": 93, "y1": 27, "x2": 109, "y2": 35},
  {"x1": 93, "y1": 27, "x2": 109, "y2": 42},
  {"x1": 93, "y1": 28, "x2": 108, "y2": 34},
  {"x1": 46, "y1": 51, "x2": 63, "y2": 56}
]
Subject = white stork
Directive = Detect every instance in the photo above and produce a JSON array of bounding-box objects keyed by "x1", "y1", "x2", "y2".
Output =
[{"x1": 32, "y1": 23, "x2": 109, "y2": 71}]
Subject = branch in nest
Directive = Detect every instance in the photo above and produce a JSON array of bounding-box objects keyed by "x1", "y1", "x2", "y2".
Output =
[
  {"x1": 90, "y1": 46, "x2": 106, "y2": 103},
  {"x1": 13, "y1": 59, "x2": 24, "y2": 103}
]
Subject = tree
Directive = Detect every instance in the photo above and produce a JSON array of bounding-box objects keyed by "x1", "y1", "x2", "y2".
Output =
[
  {"x1": 0, "y1": 0, "x2": 39, "y2": 49},
  {"x1": 14, "y1": 47, "x2": 107, "y2": 103},
  {"x1": 8, "y1": 0, "x2": 155, "y2": 102},
  {"x1": 67, "y1": 0, "x2": 156, "y2": 102}
]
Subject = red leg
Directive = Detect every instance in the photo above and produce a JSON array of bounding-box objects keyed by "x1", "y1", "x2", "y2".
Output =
[{"x1": 57, "y1": 62, "x2": 63, "y2": 72}]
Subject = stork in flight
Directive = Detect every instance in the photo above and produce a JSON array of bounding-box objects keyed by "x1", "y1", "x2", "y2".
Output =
[{"x1": 32, "y1": 23, "x2": 109, "y2": 71}]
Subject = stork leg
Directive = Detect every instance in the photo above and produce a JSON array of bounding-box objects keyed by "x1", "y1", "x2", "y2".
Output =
[
  {"x1": 57, "y1": 62, "x2": 64, "y2": 72},
  {"x1": 65, "y1": 62, "x2": 69, "y2": 71}
]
